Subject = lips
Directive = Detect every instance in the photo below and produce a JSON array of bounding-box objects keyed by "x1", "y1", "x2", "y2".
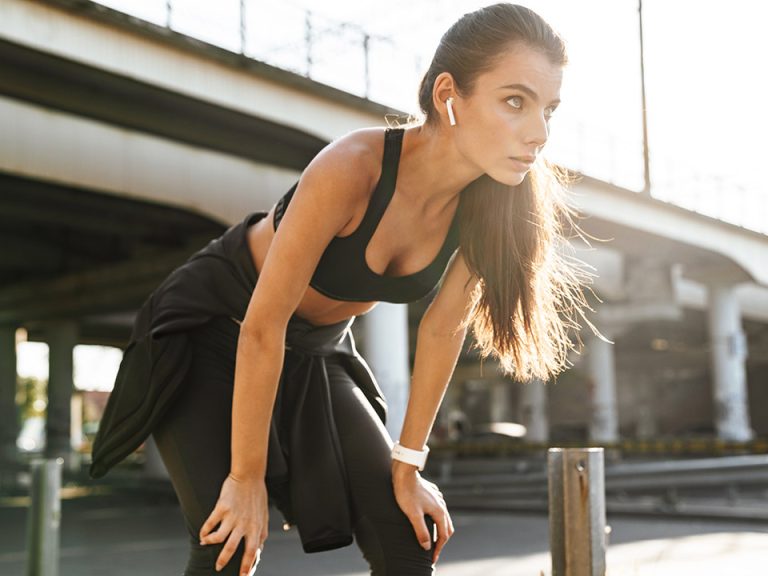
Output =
[
  {"x1": 507, "y1": 157, "x2": 534, "y2": 173},
  {"x1": 510, "y1": 155, "x2": 535, "y2": 164}
]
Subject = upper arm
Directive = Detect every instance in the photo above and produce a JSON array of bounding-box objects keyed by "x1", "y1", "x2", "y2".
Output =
[
  {"x1": 241, "y1": 131, "x2": 376, "y2": 334},
  {"x1": 419, "y1": 248, "x2": 480, "y2": 339}
]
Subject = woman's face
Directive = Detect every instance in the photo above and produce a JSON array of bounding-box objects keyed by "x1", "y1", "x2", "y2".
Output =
[{"x1": 452, "y1": 44, "x2": 563, "y2": 186}]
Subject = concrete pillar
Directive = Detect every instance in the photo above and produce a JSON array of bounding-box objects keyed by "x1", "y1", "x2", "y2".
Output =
[
  {"x1": 584, "y1": 257, "x2": 680, "y2": 445},
  {"x1": 520, "y1": 377, "x2": 548, "y2": 443},
  {"x1": 587, "y1": 331, "x2": 619, "y2": 444},
  {"x1": 46, "y1": 321, "x2": 78, "y2": 470},
  {"x1": 707, "y1": 282, "x2": 753, "y2": 442},
  {"x1": 362, "y1": 303, "x2": 410, "y2": 442},
  {"x1": 489, "y1": 380, "x2": 511, "y2": 422},
  {"x1": 0, "y1": 325, "x2": 19, "y2": 461}
]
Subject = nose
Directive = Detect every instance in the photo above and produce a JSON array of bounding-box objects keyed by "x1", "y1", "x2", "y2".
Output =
[{"x1": 525, "y1": 111, "x2": 549, "y2": 149}]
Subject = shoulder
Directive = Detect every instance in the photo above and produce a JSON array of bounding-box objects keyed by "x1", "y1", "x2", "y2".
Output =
[
  {"x1": 277, "y1": 127, "x2": 388, "y2": 228},
  {"x1": 312, "y1": 127, "x2": 386, "y2": 184},
  {"x1": 334, "y1": 126, "x2": 388, "y2": 158},
  {"x1": 292, "y1": 126, "x2": 388, "y2": 208}
]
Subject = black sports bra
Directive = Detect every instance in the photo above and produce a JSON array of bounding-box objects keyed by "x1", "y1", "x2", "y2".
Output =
[{"x1": 272, "y1": 127, "x2": 460, "y2": 304}]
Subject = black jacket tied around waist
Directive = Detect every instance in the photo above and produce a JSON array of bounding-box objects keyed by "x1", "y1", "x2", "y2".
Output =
[{"x1": 89, "y1": 211, "x2": 388, "y2": 554}]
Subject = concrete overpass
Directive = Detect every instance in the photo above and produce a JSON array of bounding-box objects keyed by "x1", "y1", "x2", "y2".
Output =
[{"x1": 1, "y1": 0, "x2": 766, "y2": 472}]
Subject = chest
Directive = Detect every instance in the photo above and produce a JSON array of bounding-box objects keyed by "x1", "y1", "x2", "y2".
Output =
[{"x1": 360, "y1": 190, "x2": 459, "y2": 278}]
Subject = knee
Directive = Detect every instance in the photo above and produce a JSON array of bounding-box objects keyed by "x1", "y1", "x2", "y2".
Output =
[
  {"x1": 184, "y1": 537, "x2": 246, "y2": 576},
  {"x1": 354, "y1": 514, "x2": 435, "y2": 576}
]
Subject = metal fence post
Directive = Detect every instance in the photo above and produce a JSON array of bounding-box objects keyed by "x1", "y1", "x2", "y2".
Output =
[
  {"x1": 548, "y1": 447, "x2": 607, "y2": 576},
  {"x1": 26, "y1": 458, "x2": 62, "y2": 576}
]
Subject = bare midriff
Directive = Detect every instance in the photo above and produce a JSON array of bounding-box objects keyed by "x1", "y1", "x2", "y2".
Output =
[{"x1": 245, "y1": 204, "x2": 378, "y2": 327}]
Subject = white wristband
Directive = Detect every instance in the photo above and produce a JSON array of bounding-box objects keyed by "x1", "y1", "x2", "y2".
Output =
[{"x1": 391, "y1": 441, "x2": 430, "y2": 471}]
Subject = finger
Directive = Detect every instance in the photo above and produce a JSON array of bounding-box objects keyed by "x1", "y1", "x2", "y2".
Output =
[
  {"x1": 240, "y1": 536, "x2": 260, "y2": 576},
  {"x1": 200, "y1": 508, "x2": 223, "y2": 542},
  {"x1": 432, "y1": 513, "x2": 450, "y2": 564},
  {"x1": 408, "y1": 511, "x2": 432, "y2": 550},
  {"x1": 205, "y1": 517, "x2": 235, "y2": 545},
  {"x1": 216, "y1": 528, "x2": 244, "y2": 572}
]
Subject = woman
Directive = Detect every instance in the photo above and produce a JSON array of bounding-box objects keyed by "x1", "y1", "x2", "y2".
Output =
[{"x1": 90, "y1": 3, "x2": 597, "y2": 575}]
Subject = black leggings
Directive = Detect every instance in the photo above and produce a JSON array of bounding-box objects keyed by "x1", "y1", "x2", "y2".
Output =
[{"x1": 152, "y1": 315, "x2": 436, "y2": 575}]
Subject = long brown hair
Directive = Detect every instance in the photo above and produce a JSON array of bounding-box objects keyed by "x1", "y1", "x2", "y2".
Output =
[{"x1": 417, "y1": 3, "x2": 603, "y2": 382}]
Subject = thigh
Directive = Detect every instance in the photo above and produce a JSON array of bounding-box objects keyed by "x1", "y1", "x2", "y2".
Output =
[
  {"x1": 152, "y1": 316, "x2": 245, "y2": 576},
  {"x1": 326, "y1": 362, "x2": 435, "y2": 575}
]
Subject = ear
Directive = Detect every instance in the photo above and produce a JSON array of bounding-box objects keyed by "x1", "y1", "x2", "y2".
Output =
[{"x1": 432, "y1": 72, "x2": 457, "y2": 125}]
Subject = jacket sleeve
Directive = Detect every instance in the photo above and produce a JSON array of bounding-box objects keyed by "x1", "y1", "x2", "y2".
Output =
[{"x1": 89, "y1": 294, "x2": 193, "y2": 479}]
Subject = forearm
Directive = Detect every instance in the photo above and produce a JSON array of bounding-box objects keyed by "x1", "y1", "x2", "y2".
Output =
[
  {"x1": 229, "y1": 326, "x2": 286, "y2": 479},
  {"x1": 394, "y1": 325, "x2": 465, "y2": 475}
]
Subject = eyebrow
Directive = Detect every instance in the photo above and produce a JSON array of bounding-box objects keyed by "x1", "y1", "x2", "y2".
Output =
[{"x1": 498, "y1": 83, "x2": 561, "y2": 105}]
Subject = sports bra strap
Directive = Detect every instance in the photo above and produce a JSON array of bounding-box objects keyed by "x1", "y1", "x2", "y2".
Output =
[
  {"x1": 352, "y1": 127, "x2": 404, "y2": 240},
  {"x1": 273, "y1": 128, "x2": 404, "y2": 236}
]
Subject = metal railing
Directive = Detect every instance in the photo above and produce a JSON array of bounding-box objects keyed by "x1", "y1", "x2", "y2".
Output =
[
  {"x1": 97, "y1": 0, "x2": 403, "y2": 100},
  {"x1": 435, "y1": 453, "x2": 768, "y2": 522}
]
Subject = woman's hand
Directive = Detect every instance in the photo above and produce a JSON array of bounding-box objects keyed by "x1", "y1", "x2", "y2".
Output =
[
  {"x1": 392, "y1": 461, "x2": 455, "y2": 565},
  {"x1": 199, "y1": 473, "x2": 269, "y2": 575}
]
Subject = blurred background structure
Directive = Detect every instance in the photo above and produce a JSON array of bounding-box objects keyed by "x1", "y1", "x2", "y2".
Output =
[{"x1": 1, "y1": 0, "x2": 767, "y2": 574}]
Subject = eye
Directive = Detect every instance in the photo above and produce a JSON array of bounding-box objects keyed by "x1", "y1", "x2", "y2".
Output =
[
  {"x1": 506, "y1": 95, "x2": 523, "y2": 109},
  {"x1": 545, "y1": 105, "x2": 559, "y2": 118}
]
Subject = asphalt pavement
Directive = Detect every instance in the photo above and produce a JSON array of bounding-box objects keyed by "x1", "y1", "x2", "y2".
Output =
[{"x1": 1, "y1": 470, "x2": 768, "y2": 575}]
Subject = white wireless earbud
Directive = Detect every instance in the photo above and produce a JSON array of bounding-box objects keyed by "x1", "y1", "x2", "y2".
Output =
[{"x1": 446, "y1": 97, "x2": 457, "y2": 126}]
